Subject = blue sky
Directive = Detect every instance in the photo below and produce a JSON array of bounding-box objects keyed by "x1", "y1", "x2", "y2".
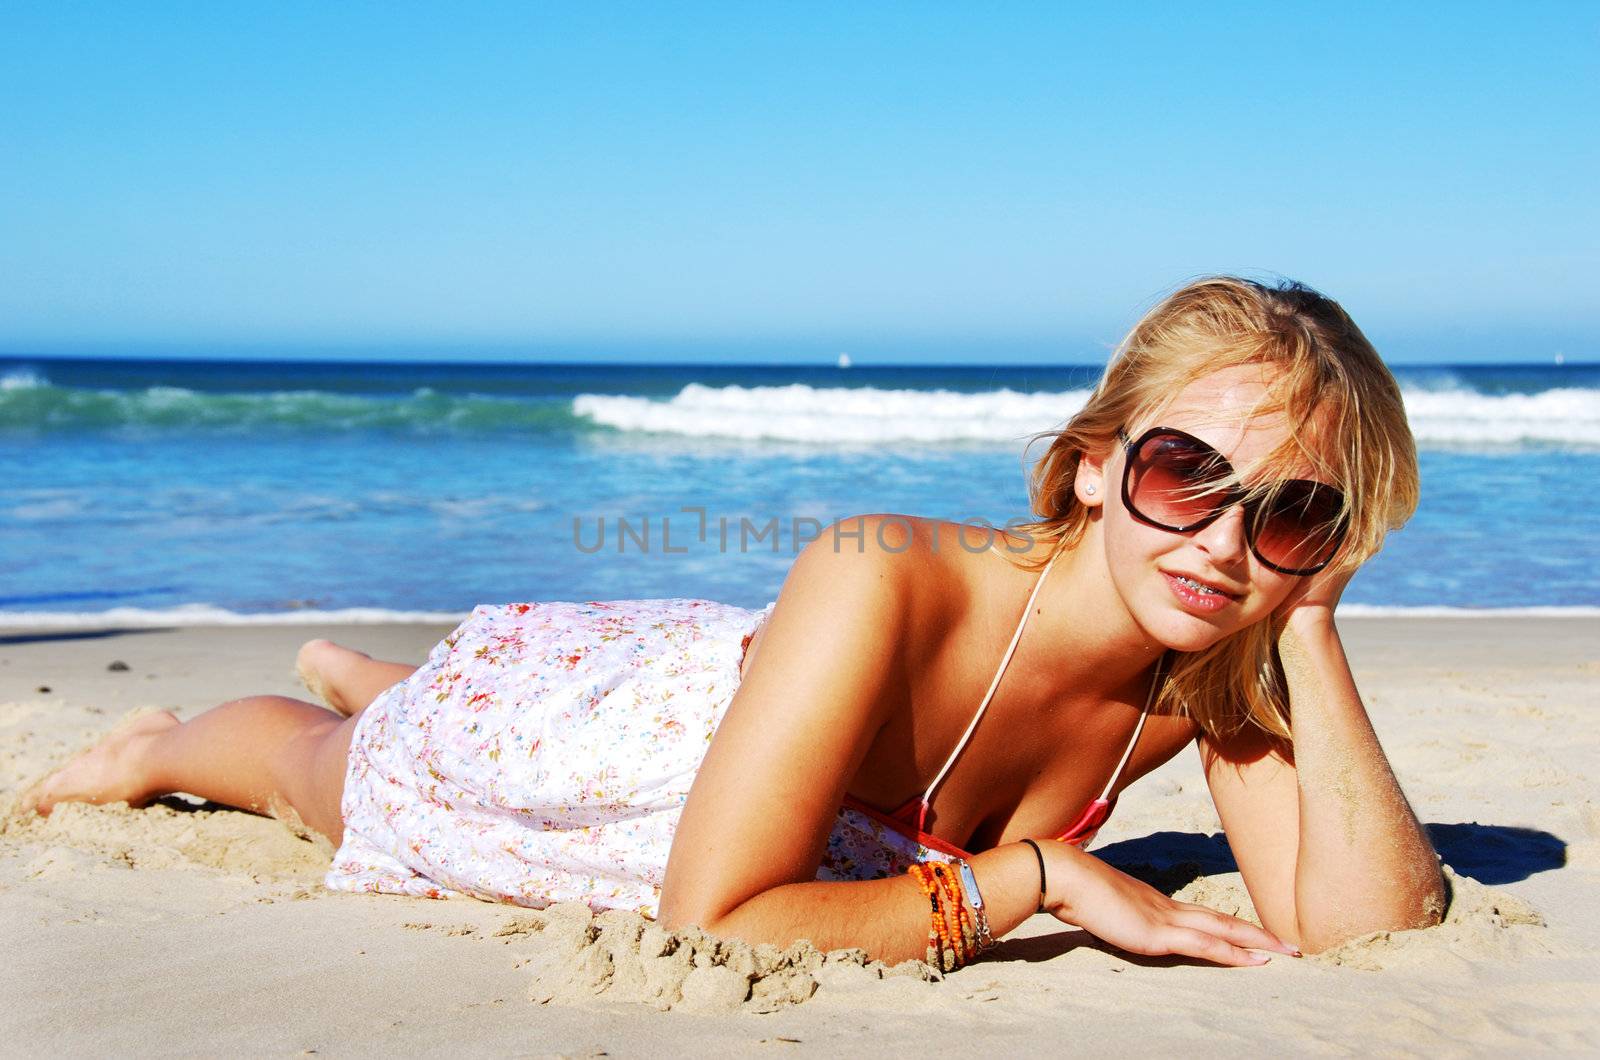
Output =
[{"x1": 1, "y1": 3, "x2": 1595, "y2": 364}]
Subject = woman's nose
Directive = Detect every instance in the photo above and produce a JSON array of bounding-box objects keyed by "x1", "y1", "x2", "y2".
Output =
[{"x1": 1191, "y1": 503, "x2": 1250, "y2": 567}]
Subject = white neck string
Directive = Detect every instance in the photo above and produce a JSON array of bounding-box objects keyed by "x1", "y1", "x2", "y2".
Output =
[
  {"x1": 1097, "y1": 653, "x2": 1162, "y2": 801},
  {"x1": 921, "y1": 547, "x2": 1062, "y2": 807}
]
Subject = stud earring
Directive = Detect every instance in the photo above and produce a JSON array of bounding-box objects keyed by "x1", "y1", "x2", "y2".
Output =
[{"x1": 1085, "y1": 484, "x2": 1097, "y2": 496}]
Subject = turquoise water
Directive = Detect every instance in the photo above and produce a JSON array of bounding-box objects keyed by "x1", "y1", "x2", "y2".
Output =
[{"x1": 3, "y1": 356, "x2": 1597, "y2": 619}]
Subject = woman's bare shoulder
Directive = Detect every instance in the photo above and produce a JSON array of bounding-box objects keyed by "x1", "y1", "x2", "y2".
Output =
[
  {"x1": 741, "y1": 515, "x2": 931, "y2": 680},
  {"x1": 741, "y1": 514, "x2": 1026, "y2": 678},
  {"x1": 796, "y1": 514, "x2": 997, "y2": 605},
  {"x1": 770, "y1": 517, "x2": 952, "y2": 640},
  {"x1": 815, "y1": 516, "x2": 1042, "y2": 631},
  {"x1": 784, "y1": 514, "x2": 926, "y2": 611}
]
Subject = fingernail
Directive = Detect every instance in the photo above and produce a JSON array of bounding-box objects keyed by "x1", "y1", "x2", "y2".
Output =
[{"x1": 1290, "y1": 948, "x2": 1303, "y2": 958}]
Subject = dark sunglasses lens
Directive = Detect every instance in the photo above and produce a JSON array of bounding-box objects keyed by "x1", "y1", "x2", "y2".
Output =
[
  {"x1": 1252, "y1": 480, "x2": 1346, "y2": 572},
  {"x1": 1128, "y1": 432, "x2": 1232, "y2": 527}
]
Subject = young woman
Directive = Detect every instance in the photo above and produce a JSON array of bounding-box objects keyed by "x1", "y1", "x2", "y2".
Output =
[{"x1": 22, "y1": 277, "x2": 1445, "y2": 969}]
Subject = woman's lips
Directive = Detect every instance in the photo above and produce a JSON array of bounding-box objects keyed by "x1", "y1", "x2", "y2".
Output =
[{"x1": 1162, "y1": 570, "x2": 1236, "y2": 613}]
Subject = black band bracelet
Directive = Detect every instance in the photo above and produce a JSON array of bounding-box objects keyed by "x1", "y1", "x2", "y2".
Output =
[{"x1": 1020, "y1": 838, "x2": 1047, "y2": 912}]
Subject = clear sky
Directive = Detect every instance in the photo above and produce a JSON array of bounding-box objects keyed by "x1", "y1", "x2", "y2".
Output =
[{"x1": 1, "y1": 2, "x2": 1594, "y2": 364}]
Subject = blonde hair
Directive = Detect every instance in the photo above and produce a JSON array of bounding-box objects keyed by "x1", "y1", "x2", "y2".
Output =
[{"x1": 1009, "y1": 276, "x2": 1419, "y2": 742}]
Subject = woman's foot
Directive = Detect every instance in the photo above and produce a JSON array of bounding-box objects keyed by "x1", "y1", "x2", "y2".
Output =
[
  {"x1": 19, "y1": 710, "x2": 181, "y2": 816},
  {"x1": 295, "y1": 638, "x2": 372, "y2": 716}
]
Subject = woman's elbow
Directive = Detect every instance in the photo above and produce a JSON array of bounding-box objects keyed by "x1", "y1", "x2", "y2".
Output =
[
  {"x1": 655, "y1": 886, "x2": 736, "y2": 935},
  {"x1": 1299, "y1": 867, "x2": 1448, "y2": 953},
  {"x1": 1379, "y1": 860, "x2": 1450, "y2": 936}
]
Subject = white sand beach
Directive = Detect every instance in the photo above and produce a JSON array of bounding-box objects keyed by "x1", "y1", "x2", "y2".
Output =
[{"x1": 2, "y1": 616, "x2": 1596, "y2": 1055}]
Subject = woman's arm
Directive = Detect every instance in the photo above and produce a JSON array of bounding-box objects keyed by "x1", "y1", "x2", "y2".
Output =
[
  {"x1": 661, "y1": 516, "x2": 1291, "y2": 966},
  {"x1": 660, "y1": 517, "x2": 1027, "y2": 961},
  {"x1": 1202, "y1": 574, "x2": 1447, "y2": 952}
]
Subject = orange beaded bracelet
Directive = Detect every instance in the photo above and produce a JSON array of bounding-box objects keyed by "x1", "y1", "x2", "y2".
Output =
[
  {"x1": 910, "y1": 860, "x2": 979, "y2": 972},
  {"x1": 931, "y1": 862, "x2": 976, "y2": 964},
  {"x1": 908, "y1": 863, "x2": 953, "y2": 969}
]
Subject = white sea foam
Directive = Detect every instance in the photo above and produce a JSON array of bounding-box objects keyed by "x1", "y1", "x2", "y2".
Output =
[
  {"x1": 571, "y1": 383, "x2": 1600, "y2": 448},
  {"x1": 8, "y1": 369, "x2": 1598, "y2": 448},
  {"x1": 1401, "y1": 387, "x2": 1600, "y2": 447},
  {"x1": 574, "y1": 383, "x2": 1094, "y2": 444},
  {"x1": 7, "y1": 498, "x2": 88, "y2": 521},
  {"x1": 0, "y1": 367, "x2": 47, "y2": 390}
]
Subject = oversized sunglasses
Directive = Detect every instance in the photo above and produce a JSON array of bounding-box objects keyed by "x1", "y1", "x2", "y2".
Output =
[{"x1": 1116, "y1": 426, "x2": 1348, "y2": 576}]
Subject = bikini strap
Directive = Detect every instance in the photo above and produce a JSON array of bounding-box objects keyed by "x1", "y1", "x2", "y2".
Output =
[
  {"x1": 916, "y1": 546, "x2": 1062, "y2": 830},
  {"x1": 1096, "y1": 651, "x2": 1164, "y2": 802}
]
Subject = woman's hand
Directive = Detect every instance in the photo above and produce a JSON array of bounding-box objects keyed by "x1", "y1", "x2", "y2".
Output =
[
  {"x1": 1045, "y1": 842, "x2": 1298, "y2": 966},
  {"x1": 1274, "y1": 560, "x2": 1358, "y2": 631}
]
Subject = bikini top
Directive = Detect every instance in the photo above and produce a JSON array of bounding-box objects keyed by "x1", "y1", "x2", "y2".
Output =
[{"x1": 839, "y1": 546, "x2": 1159, "y2": 857}]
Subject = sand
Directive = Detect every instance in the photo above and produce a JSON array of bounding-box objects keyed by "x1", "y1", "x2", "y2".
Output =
[{"x1": 2, "y1": 616, "x2": 1597, "y2": 1055}]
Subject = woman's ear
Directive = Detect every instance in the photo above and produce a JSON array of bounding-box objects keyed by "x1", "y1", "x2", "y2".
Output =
[{"x1": 1075, "y1": 452, "x2": 1108, "y2": 508}]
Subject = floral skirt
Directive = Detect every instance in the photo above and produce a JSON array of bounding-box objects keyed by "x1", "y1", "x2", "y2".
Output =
[{"x1": 325, "y1": 597, "x2": 950, "y2": 917}]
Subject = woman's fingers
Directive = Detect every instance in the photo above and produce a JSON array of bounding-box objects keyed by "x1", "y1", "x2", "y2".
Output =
[
  {"x1": 1164, "y1": 926, "x2": 1271, "y2": 967},
  {"x1": 1173, "y1": 905, "x2": 1300, "y2": 955},
  {"x1": 1055, "y1": 856, "x2": 1298, "y2": 967}
]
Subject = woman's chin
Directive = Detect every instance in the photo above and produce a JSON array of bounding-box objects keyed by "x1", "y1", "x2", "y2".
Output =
[{"x1": 1139, "y1": 606, "x2": 1243, "y2": 653}]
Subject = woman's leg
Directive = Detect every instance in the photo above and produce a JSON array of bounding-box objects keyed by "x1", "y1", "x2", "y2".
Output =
[
  {"x1": 20, "y1": 695, "x2": 359, "y2": 846},
  {"x1": 296, "y1": 639, "x2": 417, "y2": 717}
]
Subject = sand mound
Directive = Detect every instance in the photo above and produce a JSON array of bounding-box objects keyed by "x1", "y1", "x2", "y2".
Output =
[
  {"x1": 0, "y1": 796, "x2": 330, "y2": 881},
  {"x1": 515, "y1": 902, "x2": 938, "y2": 1012},
  {"x1": 1316, "y1": 864, "x2": 1551, "y2": 969},
  {"x1": 2, "y1": 703, "x2": 331, "y2": 882},
  {"x1": 1167, "y1": 864, "x2": 1550, "y2": 970}
]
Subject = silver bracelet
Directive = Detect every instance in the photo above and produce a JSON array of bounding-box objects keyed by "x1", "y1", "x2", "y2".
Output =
[{"x1": 955, "y1": 857, "x2": 995, "y2": 953}]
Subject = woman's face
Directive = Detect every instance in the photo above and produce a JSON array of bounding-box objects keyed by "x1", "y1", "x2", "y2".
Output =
[{"x1": 1087, "y1": 364, "x2": 1327, "y2": 653}]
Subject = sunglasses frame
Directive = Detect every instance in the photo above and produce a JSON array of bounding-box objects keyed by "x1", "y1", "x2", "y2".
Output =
[{"x1": 1114, "y1": 425, "x2": 1348, "y2": 577}]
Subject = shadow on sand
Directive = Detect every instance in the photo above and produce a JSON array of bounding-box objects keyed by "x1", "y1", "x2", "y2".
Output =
[
  {"x1": 1424, "y1": 822, "x2": 1567, "y2": 884},
  {"x1": 992, "y1": 822, "x2": 1568, "y2": 962},
  {"x1": 0, "y1": 627, "x2": 176, "y2": 647},
  {"x1": 1091, "y1": 822, "x2": 1566, "y2": 895}
]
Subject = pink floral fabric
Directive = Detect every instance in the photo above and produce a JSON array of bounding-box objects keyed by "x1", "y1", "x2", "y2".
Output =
[
  {"x1": 817, "y1": 807, "x2": 957, "y2": 882},
  {"x1": 326, "y1": 598, "x2": 950, "y2": 917}
]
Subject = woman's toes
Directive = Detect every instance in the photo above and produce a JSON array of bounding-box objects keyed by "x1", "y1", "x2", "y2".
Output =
[{"x1": 22, "y1": 710, "x2": 180, "y2": 816}]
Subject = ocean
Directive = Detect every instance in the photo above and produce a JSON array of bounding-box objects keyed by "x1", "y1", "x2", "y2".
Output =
[{"x1": 3, "y1": 356, "x2": 1597, "y2": 623}]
